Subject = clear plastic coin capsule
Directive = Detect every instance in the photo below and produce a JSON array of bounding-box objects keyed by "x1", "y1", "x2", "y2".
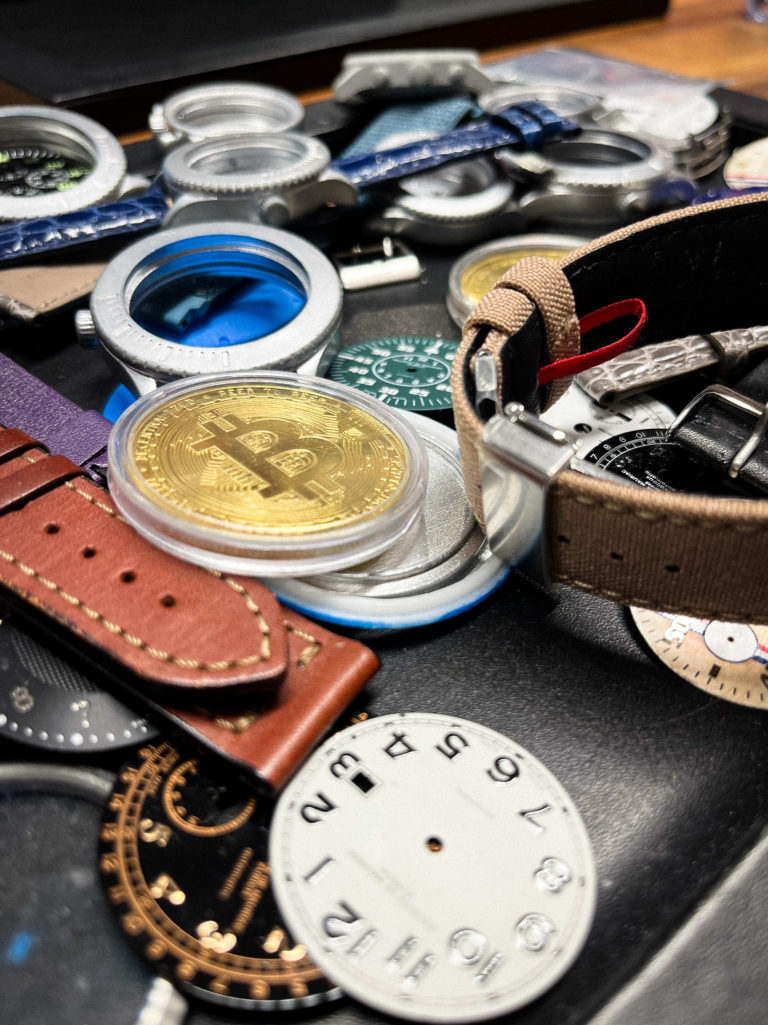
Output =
[{"x1": 108, "y1": 371, "x2": 428, "y2": 576}]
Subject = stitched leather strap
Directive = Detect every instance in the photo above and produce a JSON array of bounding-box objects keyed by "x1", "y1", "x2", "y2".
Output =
[
  {"x1": 0, "y1": 428, "x2": 41, "y2": 462},
  {"x1": 0, "y1": 453, "x2": 84, "y2": 513},
  {"x1": 452, "y1": 190, "x2": 768, "y2": 624},
  {"x1": 0, "y1": 432, "x2": 289, "y2": 693},
  {"x1": 163, "y1": 607, "x2": 380, "y2": 793},
  {"x1": 0, "y1": 259, "x2": 107, "y2": 324}
]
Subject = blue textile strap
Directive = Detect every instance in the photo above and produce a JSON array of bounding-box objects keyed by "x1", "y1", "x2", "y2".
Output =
[{"x1": 339, "y1": 96, "x2": 479, "y2": 157}]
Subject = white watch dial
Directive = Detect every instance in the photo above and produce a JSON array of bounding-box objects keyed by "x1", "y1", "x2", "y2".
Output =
[
  {"x1": 270, "y1": 713, "x2": 596, "y2": 1023},
  {"x1": 542, "y1": 383, "x2": 673, "y2": 450}
]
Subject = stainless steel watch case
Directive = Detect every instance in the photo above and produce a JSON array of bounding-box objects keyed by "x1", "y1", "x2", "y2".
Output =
[
  {"x1": 161, "y1": 131, "x2": 358, "y2": 227},
  {"x1": 479, "y1": 83, "x2": 602, "y2": 122},
  {"x1": 511, "y1": 128, "x2": 688, "y2": 225},
  {"x1": 366, "y1": 155, "x2": 521, "y2": 245},
  {"x1": 0, "y1": 106, "x2": 128, "y2": 221},
  {"x1": 75, "y1": 221, "x2": 343, "y2": 396},
  {"x1": 590, "y1": 91, "x2": 730, "y2": 179},
  {"x1": 149, "y1": 81, "x2": 305, "y2": 149}
]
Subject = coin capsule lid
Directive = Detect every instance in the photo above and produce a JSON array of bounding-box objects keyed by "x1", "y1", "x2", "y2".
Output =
[
  {"x1": 108, "y1": 371, "x2": 428, "y2": 576},
  {"x1": 447, "y1": 233, "x2": 587, "y2": 327},
  {"x1": 265, "y1": 417, "x2": 510, "y2": 628}
]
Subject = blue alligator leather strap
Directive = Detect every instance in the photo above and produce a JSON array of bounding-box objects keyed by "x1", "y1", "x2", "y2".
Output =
[
  {"x1": 332, "y1": 102, "x2": 578, "y2": 186},
  {"x1": 0, "y1": 104, "x2": 572, "y2": 261},
  {"x1": 0, "y1": 351, "x2": 112, "y2": 479},
  {"x1": 0, "y1": 184, "x2": 168, "y2": 264}
]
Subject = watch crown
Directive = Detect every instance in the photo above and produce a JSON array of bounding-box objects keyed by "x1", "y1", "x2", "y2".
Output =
[
  {"x1": 259, "y1": 195, "x2": 291, "y2": 227},
  {"x1": 75, "y1": 308, "x2": 97, "y2": 348}
]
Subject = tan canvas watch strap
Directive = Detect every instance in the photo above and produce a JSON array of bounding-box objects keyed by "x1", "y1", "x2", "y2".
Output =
[
  {"x1": 452, "y1": 191, "x2": 768, "y2": 624},
  {"x1": 0, "y1": 260, "x2": 106, "y2": 323},
  {"x1": 453, "y1": 256, "x2": 581, "y2": 526}
]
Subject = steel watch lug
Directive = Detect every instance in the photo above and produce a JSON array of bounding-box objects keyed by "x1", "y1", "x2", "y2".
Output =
[
  {"x1": 163, "y1": 194, "x2": 256, "y2": 227},
  {"x1": 148, "y1": 104, "x2": 179, "y2": 149},
  {"x1": 478, "y1": 404, "x2": 578, "y2": 589}
]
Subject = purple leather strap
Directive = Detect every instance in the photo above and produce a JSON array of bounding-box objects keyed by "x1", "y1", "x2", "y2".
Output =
[{"x1": 0, "y1": 351, "x2": 112, "y2": 478}]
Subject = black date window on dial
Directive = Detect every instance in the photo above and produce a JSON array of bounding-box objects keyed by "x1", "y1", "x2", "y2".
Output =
[
  {"x1": 330, "y1": 751, "x2": 381, "y2": 795},
  {"x1": 350, "y1": 770, "x2": 378, "y2": 794}
]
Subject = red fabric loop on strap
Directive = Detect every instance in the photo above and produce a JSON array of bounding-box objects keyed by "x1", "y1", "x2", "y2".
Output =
[{"x1": 537, "y1": 297, "x2": 647, "y2": 386}]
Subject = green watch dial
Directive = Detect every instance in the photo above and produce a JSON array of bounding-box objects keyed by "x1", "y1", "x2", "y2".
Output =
[{"x1": 328, "y1": 336, "x2": 458, "y2": 412}]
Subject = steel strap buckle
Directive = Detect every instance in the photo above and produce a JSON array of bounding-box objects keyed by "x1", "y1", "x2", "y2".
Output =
[
  {"x1": 474, "y1": 348, "x2": 578, "y2": 588},
  {"x1": 668, "y1": 382, "x2": 768, "y2": 478},
  {"x1": 332, "y1": 236, "x2": 423, "y2": 290}
]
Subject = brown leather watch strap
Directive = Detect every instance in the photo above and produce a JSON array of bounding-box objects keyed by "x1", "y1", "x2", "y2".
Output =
[
  {"x1": 163, "y1": 607, "x2": 380, "y2": 792},
  {"x1": 0, "y1": 428, "x2": 43, "y2": 461},
  {"x1": 452, "y1": 191, "x2": 768, "y2": 625},
  {"x1": 0, "y1": 430, "x2": 288, "y2": 693}
]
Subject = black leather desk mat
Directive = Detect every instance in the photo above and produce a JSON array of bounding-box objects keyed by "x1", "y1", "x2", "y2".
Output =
[{"x1": 1, "y1": 87, "x2": 767, "y2": 1025}]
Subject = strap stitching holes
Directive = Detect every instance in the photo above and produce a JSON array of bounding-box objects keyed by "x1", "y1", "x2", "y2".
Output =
[
  {"x1": 120, "y1": 570, "x2": 135, "y2": 583},
  {"x1": 44, "y1": 523, "x2": 59, "y2": 534},
  {"x1": 160, "y1": 595, "x2": 176, "y2": 608},
  {"x1": 82, "y1": 546, "x2": 97, "y2": 558}
]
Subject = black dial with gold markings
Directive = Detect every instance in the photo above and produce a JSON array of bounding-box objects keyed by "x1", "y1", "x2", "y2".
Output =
[{"x1": 99, "y1": 740, "x2": 341, "y2": 1010}]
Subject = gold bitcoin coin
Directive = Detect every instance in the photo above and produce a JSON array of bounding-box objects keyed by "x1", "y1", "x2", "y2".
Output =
[
  {"x1": 128, "y1": 382, "x2": 409, "y2": 536},
  {"x1": 460, "y1": 247, "x2": 574, "y2": 306}
]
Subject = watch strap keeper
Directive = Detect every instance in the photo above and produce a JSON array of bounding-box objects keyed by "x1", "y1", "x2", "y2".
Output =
[{"x1": 453, "y1": 255, "x2": 580, "y2": 526}]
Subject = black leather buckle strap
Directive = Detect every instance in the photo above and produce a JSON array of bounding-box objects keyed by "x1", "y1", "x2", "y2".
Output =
[{"x1": 669, "y1": 357, "x2": 768, "y2": 493}]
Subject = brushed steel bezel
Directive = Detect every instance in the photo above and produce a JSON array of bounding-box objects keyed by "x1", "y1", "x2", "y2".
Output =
[
  {"x1": 87, "y1": 221, "x2": 342, "y2": 393},
  {"x1": 0, "y1": 106, "x2": 126, "y2": 221}
]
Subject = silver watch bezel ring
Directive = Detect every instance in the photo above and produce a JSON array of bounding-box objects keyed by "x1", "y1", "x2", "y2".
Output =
[
  {"x1": 149, "y1": 81, "x2": 305, "y2": 148},
  {"x1": 86, "y1": 221, "x2": 342, "y2": 392},
  {"x1": 0, "y1": 106, "x2": 127, "y2": 221}
]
